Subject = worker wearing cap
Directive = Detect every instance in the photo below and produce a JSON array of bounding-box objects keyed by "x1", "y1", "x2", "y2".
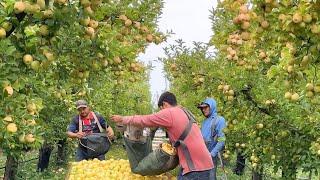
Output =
[
  {"x1": 67, "y1": 100, "x2": 114, "y2": 161},
  {"x1": 197, "y1": 98, "x2": 226, "y2": 180}
]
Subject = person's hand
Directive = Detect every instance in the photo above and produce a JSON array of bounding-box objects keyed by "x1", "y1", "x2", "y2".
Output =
[
  {"x1": 106, "y1": 126, "x2": 115, "y2": 139},
  {"x1": 76, "y1": 132, "x2": 86, "y2": 139},
  {"x1": 111, "y1": 115, "x2": 124, "y2": 123}
]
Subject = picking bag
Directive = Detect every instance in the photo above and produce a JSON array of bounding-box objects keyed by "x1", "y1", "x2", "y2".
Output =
[
  {"x1": 78, "y1": 113, "x2": 111, "y2": 159},
  {"x1": 79, "y1": 133, "x2": 111, "y2": 159},
  {"x1": 124, "y1": 108, "x2": 196, "y2": 176},
  {"x1": 124, "y1": 135, "x2": 178, "y2": 176}
]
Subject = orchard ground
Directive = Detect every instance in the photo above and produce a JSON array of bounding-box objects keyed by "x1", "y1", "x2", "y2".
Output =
[{"x1": 0, "y1": 140, "x2": 318, "y2": 180}]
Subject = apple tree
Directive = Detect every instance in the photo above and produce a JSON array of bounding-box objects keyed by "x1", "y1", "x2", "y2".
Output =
[
  {"x1": 1, "y1": 0, "x2": 164, "y2": 178},
  {"x1": 162, "y1": 0, "x2": 320, "y2": 179}
]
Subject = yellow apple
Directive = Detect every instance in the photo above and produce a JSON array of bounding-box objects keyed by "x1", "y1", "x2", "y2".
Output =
[
  {"x1": 113, "y1": 56, "x2": 122, "y2": 64},
  {"x1": 306, "y1": 83, "x2": 314, "y2": 91},
  {"x1": 37, "y1": 0, "x2": 46, "y2": 10},
  {"x1": 124, "y1": 19, "x2": 132, "y2": 26},
  {"x1": 292, "y1": 13, "x2": 302, "y2": 23},
  {"x1": 39, "y1": 25, "x2": 49, "y2": 36},
  {"x1": 7, "y1": 123, "x2": 18, "y2": 133},
  {"x1": 284, "y1": 92, "x2": 292, "y2": 99},
  {"x1": 303, "y1": 14, "x2": 312, "y2": 23},
  {"x1": 85, "y1": 27, "x2": 95, "y2": 36},
  {"x1": 146, "y1": 34, "x2": 153, "y2": 42},
  {"x1": 119, "y1": 14, "x2": 128, "y2": 21},
  {"x1": 19, "y1": 134, "x2": 26, "y2": 143},
  {"x1": 88, "y1": 20, "x2": 99, "y2": 29},
  {"x1": 4, "y1": 85, "x2": 13, "y2": 96},
  {"x1": 14, "y1": 1, "x2": 26, "y2": 14},
  {"x1": 25, "y1": 134, "x2": 35, "y2": 143},
  {"x1": 306, "y1": 91, "x2": 314, "y2": 98},
  {"x1": 3, "y1": 115, "x2": 13, "y2": 122},
  {"x1": 31, "y1": 60, "x2": 40, "y2": 71},
  {"x1": 0, "y1": 28, "x2": 6, "y2": 39},
  {"x1": 256, "y1": 123, "x2": 264, "y2": 129},
  {"x1": 291, "y1": 93, "x2": 299, "y2": 101},
  {"x1": 23, "y1": 54, "x2": 33, "y2": 64}
]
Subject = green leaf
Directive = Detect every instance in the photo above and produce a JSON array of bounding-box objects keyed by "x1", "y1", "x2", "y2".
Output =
[{"x1": 266, "y1": 65, "x2": 279, "y2": 79}]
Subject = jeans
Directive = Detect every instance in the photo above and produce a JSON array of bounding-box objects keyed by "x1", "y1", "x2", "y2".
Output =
[
  {"x1": 75, "y1": 147, "x2": 105, "y2": 161},
  {"x1": 177, "y1": 168, "x2": 214, "y2": 180}
]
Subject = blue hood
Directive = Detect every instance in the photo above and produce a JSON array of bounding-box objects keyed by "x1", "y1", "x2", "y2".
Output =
[{"x1": 202, "y1": 98, "x2": 217, "y2": 118}]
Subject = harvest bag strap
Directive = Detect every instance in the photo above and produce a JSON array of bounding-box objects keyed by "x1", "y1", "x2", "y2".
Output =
[
  {"x1": 173, "y1": 108, "x2": 196, "y2": 171},
  {"x1": 78, "y1": 112, "x2": 104, "y2": 133},
  {"x1": 211, "y1": 115, "x2": 219, "y2": 141}
]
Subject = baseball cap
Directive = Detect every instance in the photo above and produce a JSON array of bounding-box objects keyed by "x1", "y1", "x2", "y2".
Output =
[
  {"x1": 197, "y1": 102, "x2": 209, "y2": 109},
  {"x1": 75, "y1": 100, "x2": 88, "y2": 109}
]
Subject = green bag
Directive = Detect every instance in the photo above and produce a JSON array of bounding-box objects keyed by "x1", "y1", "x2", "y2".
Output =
[
  {"x1": 80, "y1": 133, "x2": 111, "y2": 158},
  {"x1": 124, "y1": 135, "x2": 178, "y2": 176},
  {"x1": 124, "y1": 108, "x2": 197, "y2": 175},
  {"x1": 78, "y1": 113, "x2": 111, "y2": 159}
]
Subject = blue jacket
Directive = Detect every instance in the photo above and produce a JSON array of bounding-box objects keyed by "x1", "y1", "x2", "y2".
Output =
[{"x1": 200, "y1": 98, "x2": 226, "y2": 157}]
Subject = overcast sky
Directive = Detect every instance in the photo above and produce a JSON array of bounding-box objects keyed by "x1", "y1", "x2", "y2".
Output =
[{"x1": 138, "y1": 0, "x2": 217, "y2": 105}]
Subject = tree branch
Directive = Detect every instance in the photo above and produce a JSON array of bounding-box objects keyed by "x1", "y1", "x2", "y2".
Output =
[
  {"x1": 240, "y1": 84, "x2": 271, "y2": 115},
  {"x1": 6, "y1": 12, "x2": 27, "y2": 38}
]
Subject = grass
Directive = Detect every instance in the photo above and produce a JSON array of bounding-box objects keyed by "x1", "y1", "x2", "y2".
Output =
[
  {"x1": 0, "y1": 141, "x2": 319, "y2": 179},
  {"x1": 0, "y1": 150, "x2": 67, "y2": 180}
]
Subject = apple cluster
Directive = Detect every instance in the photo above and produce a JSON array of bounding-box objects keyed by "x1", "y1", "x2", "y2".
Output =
[
  {"x1": 310, "y1": 138, "x2": 320, "y2": 157},
  {"x1": 218, "y1": 83, "x2": 235, "y2": 101}
]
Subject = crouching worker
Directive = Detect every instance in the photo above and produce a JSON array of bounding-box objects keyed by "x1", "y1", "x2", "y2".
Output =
[
  {"x1": 111, "y1": 92, "x2": 214, "y2": 179},
  {"x1": 67, "y1": 100, "x2": 114, "y2": 161}
]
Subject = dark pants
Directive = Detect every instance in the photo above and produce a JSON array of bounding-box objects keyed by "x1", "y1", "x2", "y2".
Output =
[
  {"x1": 212, "y1": 156, "x2": 218, "y2": 180},
  {"x1": 233, "y1": 152, "x2": 246, "y2": 175},
  {"x1": 177, "y1": 168, "x2": 214, "y2": 180},
  {"x1": 75, "y1": 147, "x2": 105, "y2": 161}
]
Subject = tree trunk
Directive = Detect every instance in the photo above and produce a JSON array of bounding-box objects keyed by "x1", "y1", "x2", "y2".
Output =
[
  {"x1": 252, "y1": 170, "x2": 263, "y2": 180},
  {"x1": 4, "y1": 155, "x2": 18, "y2": 180},
  {"x1": 281, "y1": 164, "x2": 297, "y2": 180},
  {"x1": 57, "y1": 139, "x2": 67, "y2": 165},
  {"x1": 233, "y1": 152, "x2": 246, "y2": 175},
  {"x1": 37, "y1": 144, "x2": 53, "y2": 172},
  {"x1": 308, "y1": 170, "x2": 312, "y2": 180},
  {"x1": 252, "y1": 166, "x2": 263, "y2": 180}
]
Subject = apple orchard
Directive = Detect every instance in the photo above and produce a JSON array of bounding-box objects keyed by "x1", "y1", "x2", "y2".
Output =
[
  {"x1": 1, "y1": 0, "x2": 320, "y2": 179},
  {"x1": 162, "y1": 0, "x2": 320, "y2": 179},
  {"x1": 0, "y1": 0, "x2": 164, "y2": 178}
]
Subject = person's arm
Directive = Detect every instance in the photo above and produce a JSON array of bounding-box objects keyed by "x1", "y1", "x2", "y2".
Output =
[
  {"x1": 67, "y1": 131, "x2": 85, "y2": 139},
  {"x1": 111, "y1": 109, "x2": 173, "y2": 128},
  {"x1": 67, "y1": 118, "x2": 85, "y2": 139},
  {"x1": 106, "y1": 126, "x2": 114, "y2": 139},
  {"x1": 96, "y1": 113, "x2": 115, "y2": 139},
  {"x1": 211, "y1": 118, "x2": 226, "y2": 157}
]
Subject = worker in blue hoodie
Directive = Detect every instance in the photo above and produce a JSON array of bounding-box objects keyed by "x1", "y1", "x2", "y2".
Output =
[{"x1": 197, "y1": 98, "x2": 226, "y2": 180}]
